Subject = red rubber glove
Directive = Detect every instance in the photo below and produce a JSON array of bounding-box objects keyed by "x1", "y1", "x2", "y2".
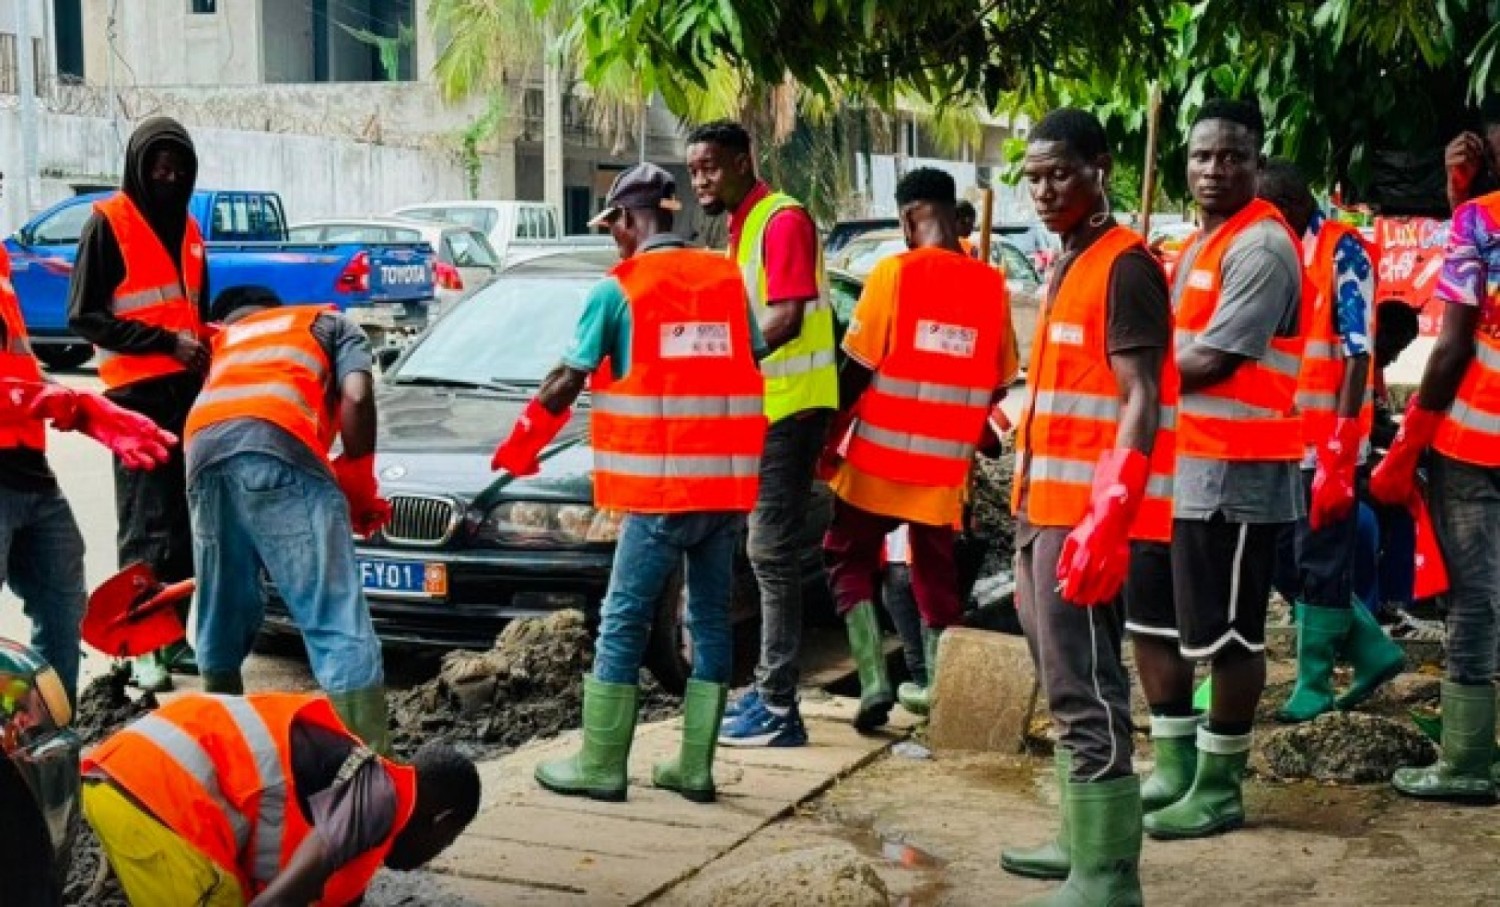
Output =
[
  {"x1": 0, "y1": 378, "x2": 81, "y2": 429},
  {"x1": 72, "y1": 392, "x2": 177, "y2": 470},
  {"x1": 332, "y1": 453, "x2": 393, "y2": 536},
  {"x1": 1057, "y1": 448, "x2": 1151, "y2": 606},
  {"x1": 1408, "y1": 492, "x2": 1450, "y2": 599},
  {"x1": 1369, "y1": 398, "x2": 1445, "y2": 505},
  {"x1": 1309, "y1": 417, "x2": 1363, "y2": 531},
  {"x1": 491, "y1": 398, "x2": 570, "y2": 476}
]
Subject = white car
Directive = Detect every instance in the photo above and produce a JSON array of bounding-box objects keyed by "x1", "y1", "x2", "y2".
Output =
[
  {"x1": 387, "y1": 201, "x2": 610, "y2": 268},
  {"x1": 289, "y1": 217, "x2": 500, "y2": 318}
]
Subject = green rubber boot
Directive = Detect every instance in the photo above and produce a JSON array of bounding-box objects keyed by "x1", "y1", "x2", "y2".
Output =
[
  {"x1": 844, "y1": 601, "x2": 894, "y2": 732},
  {"x1": 1140, "y1": 714, "x2": 1199, "y2": 812},
  {"x1": 201, "y1": 670, "x2": 244, "y2": 695},
  {"x1": 328, "y1": 686, "x2": 392, "y2": 756},
  {"x1": 653, "y1": 679, "x2": 728, "y2": 803},
  {"x1": 1023, "y1": 775, "x2": 1143, "y2": 907},
  {"x1": 1335, "y1": 600, "x2": 1406, "y2": 710},
  {"x1": 897, "y1": 627, "x2": 942, "y2": 717},
  {"x1": 1000, "y1": 748, "x2": 1072, "y2": 880},
  {"x1": 1393, "y1": 680, "x2": 1497, "y2": 803},
  {"x1": 1144, "y1": 728, "x2": 1250, "y2": 840},
  {"x1": 1276, "y1": 604, "x2": 1352, "y2": 723},
  {"x1": 163, "y1": 639, "x2": 199, "y2": 676},
  {"x1": 130, "y1": 651, "x2": 172, "y2": 693},
  {"x1": 536, "y1": 677, "x2": 639, "y2": 802}
]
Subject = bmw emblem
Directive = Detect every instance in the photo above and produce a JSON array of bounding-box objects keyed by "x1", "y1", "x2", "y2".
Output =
[{"x1": 381, "y1": 464, "x2": 407, "y2": 481}]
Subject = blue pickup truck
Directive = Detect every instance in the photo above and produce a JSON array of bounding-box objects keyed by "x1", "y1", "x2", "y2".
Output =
[{"x1": 6, "y1": 190, "x2": 437, "y2": 368}]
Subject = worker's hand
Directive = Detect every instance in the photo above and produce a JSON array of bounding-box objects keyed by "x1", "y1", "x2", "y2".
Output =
[
  {"x1": 1445, "y1": 131, "x2": 1486, "y2": 199},
  {"x1": 331, "y1": 453, "x2": 392, "y2": 536},
  {"x1": 491, "y1": 398, "x2": 570, "y2": 476},
  {"x1": 1309, "y1": 417, "x2": 1363, "y2": 531},
  {"x1": 1056, "y1": 449, "x2": 1150, "y2": 606},
  {"x1": 1369, "y1": 398, "x2": 1444, "y2": 506},
  {"x1": 73, "y1": 392, "x2": 177, "y2": 469},
  {"x1": 172, "y1": 331, "x2": 210, "y2": 372}
]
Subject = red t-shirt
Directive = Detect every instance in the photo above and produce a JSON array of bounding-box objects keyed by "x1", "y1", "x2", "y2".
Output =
[{"x1": 727, "y1": 182, "x2": 820, "y2": 305}]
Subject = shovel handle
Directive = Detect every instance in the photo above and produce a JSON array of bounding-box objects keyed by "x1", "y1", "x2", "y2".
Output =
[{"x1": 112, "y1": 579, "x2": 197, "y2": 627}]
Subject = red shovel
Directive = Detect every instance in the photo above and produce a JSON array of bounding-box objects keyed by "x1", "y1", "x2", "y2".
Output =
[{"x1": 82, "y1": 562, "x2": 195, "y2": 658}]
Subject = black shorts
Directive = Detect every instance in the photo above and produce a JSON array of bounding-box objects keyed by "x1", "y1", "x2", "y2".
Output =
[{"x1": 1124, "y1": 517, "x2": 1286, "y2": 659}]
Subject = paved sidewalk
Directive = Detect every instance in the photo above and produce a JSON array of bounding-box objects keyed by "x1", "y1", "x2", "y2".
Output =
[{"x1": 409, "y1": 696, "x2": 918, "y2": 905}]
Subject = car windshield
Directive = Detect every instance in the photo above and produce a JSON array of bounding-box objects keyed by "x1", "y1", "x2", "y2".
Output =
[{"x1": 391, "y1": 276, "x2": 595, "y2": 385}]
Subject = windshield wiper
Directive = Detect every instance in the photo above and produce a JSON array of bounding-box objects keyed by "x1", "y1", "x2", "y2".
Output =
[{"x1": 388, "y1": 375, "x2": 529, "y2": 395}]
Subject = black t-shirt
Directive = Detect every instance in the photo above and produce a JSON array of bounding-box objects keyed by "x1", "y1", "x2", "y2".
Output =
[{"x1": 0, "y1": 318, "x2": 57, "y2": 493}]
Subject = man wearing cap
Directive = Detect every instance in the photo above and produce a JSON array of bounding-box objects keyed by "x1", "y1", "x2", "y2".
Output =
[
  {"x1": 493, "y1": 164, "x2": 769, "y2": 803},
  {"x1": 182, "y1": 285, "x2": 394, "y2": 751}
]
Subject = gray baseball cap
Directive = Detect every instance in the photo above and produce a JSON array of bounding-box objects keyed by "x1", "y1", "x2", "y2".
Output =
[{"x1": 588, "y1": 162, "x2": 683, "y2": 227}]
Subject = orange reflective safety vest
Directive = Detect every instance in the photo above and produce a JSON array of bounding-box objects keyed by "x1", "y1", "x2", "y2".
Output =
[
  {"x1": 81, "y1": 693, "x2": 418, "y2": 906},
  {"x1": 1434, "y1": 192, "x2": 1500, "y2": 466},
  {"x1": 184, "y1": 306, "x2": 336, "y2": 455},
  {"x1": 1012, "y1": 227, "x2": 1179, "y2": 542},
  {"x1": 1175, "y1": 198, "x2": 1306, "y2": 461},
  {"x1": 93, "y1": 192, "x2": 206, "y2": 390},
  {"x1": 590, "y1": 248, "x2": 767, "y2": 513},
  {"x1": 0, "y1": 247, "x2": 45, "y2": 452},
  {"x1": 844, "y1": 250, "x2": 1009, "y2": 488},
  {"x1": 1296, "y1": 218, "x2": 1375, "y2": 445}
]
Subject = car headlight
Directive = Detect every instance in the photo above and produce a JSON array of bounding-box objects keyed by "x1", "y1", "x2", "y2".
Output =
[{"x1": 477, "y1": 502, "x2": 623, "y2": 546}]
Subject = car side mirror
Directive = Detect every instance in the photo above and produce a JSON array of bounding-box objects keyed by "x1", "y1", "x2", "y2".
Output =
[
  {"x1": 13, "y1": 228, "x2": 31, "y2": 248},
  {"x1": 375, "y1": 347, "x2": 401, "y2": 371}
]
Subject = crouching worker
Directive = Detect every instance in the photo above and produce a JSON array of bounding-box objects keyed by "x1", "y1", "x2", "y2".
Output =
[
  {"x1": 183, "y1": 286, "x2": 394, "y2": 750},
  {"x1": 490, "y1": 163, "x2": 767, "y2": 802},
  {"x1": 82, "y1": 692, "x2": 479, "y2": 907}
]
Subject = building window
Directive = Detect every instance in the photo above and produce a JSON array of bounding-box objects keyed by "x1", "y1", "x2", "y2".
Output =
[{"x1": 191, "y1": 0, "x2": 217, "y2": 13}]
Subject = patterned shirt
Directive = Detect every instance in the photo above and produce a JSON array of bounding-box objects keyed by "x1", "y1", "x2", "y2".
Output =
[
  {"x1": 1435, "y1": 197, "x2": 1500, "y2": 334},
  {"x1": 1306, "y1": 211, "x2": 1373, "y2": 358}
]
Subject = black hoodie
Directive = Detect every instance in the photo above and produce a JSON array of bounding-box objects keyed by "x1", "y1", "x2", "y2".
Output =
[{"x1": 67, "y1": 117, "x2": 210, "y2": 359}]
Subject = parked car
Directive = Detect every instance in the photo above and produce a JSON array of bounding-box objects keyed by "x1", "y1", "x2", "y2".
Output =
[
  {"x1": 7, "y1": 190, "x2": 438, "y2": 365},
  {"x1": 828, "y1": 229, "x2": 1043, "y2": 364},
  {"x1": 826, "y1": 218, "x2": 1060, "y2": 276},
  {"x1": 0, "y1": 639, "x2": 80, "y2": 906},
  {"x1": 1147, "y1": 220, "x2": 1198, "y2": 273},
  {"x1": 259, "y1": 250, "x2": 832, "y2": 694},
  {"x1": 290, "y1": 217, "x2": 500, "y2": 319},
  {"x1": 824, "y1": 218, "x2": 899, "y2": 255},
  {"x1": 387, "y1": 201, "x2": 611, "y2": 269}
]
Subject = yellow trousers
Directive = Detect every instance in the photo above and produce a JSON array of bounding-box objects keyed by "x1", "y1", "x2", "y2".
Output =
[{"x1": 81, "y1": 781, "x2": 246, "y2": 907}]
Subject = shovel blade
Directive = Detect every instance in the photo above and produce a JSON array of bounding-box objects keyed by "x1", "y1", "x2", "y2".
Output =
[{"x1": 82, "y1": 562, "x2": 189, "y2": 658}]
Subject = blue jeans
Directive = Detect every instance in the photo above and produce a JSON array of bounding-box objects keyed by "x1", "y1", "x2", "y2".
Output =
[
  {"x1": 1430, "y1": 454, "x2": 1500, "y2": 685},
  {"x1": 0, "y1": 487, "x2": 86, "y2": 701},
  {"x1": 188, "y1": 453, "x2": 383, "y2": 693},
  {"x1": 593, "y1": 511, "x2": 744, "y2": 686}
]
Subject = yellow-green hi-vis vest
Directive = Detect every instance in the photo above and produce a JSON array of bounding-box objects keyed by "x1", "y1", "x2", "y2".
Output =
[{"x1": 735, "y1": 192, "x2": 839, "y2": 423}]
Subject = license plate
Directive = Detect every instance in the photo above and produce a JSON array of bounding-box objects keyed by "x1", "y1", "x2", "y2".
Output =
[{"x1": 359, "y1": 559, "x2": 448, "y2": 599}]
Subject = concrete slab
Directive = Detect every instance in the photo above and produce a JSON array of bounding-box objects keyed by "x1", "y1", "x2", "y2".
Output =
[
  {"x1": 928, "y1": 627, "x2": 1039, "y2": 753},
  {"x1": 428, "y1": 694, "x2": 909, "y2": 905}
]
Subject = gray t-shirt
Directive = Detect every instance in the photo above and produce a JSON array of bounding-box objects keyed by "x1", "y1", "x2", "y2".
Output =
[
  {"x1": 186, "y1": 311, "x2": 375, "y2": 483},
  {"x1": 1172, "y1": 219, "x2": 1306, "y2": 524}
]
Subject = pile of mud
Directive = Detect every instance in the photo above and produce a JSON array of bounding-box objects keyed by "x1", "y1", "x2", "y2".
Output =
[
  {"x1": 968, "y1": 447, "x2": 1016, "y2": 570},
  {"x1": 72, "y1": 663, "x2": 159, "y2": 745},
  {"x1": 62, "y1": 822, "x2": 126, "y2": 907},
  {"x1": 688, "y1": 844, "x2": 891, "y2": 907},
  {"x1": 389, "y1": 609, "x2": 680, "y2": 761},
  {"x1": 1260, "y1": 711, "x2": 1438, "y2": 784}
]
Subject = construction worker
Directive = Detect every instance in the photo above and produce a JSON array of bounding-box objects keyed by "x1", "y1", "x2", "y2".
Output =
[
  {"x1": 1124, "y1": 99, "x2": 1305, "y2": 840},
  {"x1": 1445, "y1": 98, "x2": 1500, "y2": 211},
  {"x1": 956, "y1": 200, "x2": 980, "y2": 258},
  {"x1": 182, "y1": 285, "x2": 394, "y2": 751},
  {"x1": 995, "y1": 109, "x2": 1176, "y2": 903},
  {"x1": 81, "y1": 692, "x2": 479, "y2": 906},
  {"x1": 68, "y1": 116, "x2": 210, "y2": 693},
  {"x1": 1, "y1": 243, "x2": 176, "y2": 705},
  {"x1": 817, "y1": 167, "x2": 1012, "y2": 732},
  {"x1": 1372, "y1": 188, "x2": 1500, "y2": 802},
  {"x1": 491, "y1": 163, "x2": 766, "y2": 803},
  {"x1": 1256, "y1": 160, "x2": 1406, "y2": 724},
  {"x1": 686, "y1": 121, "x2": 837, "y2": 748}
]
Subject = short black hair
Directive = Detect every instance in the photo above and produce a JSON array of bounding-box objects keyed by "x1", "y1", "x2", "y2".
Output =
[
  {"x1": 956, "y1": 200, "x2": 977, "y2": 219},
  {"x1": 1257, "y1": 158, "x2": 1311, "y2": 204},
  {"x1": 1193, "y1": 98, "x2": 1265, "y2": 146},
  {"x1": 413, "y1": 743, "x2": 480, "y2": 826},
  {"x1": 1481, "y1": 95, "x2": 1500, "y2": 128},
  {"x1": 1029, "y1": 107, "x2": 1109, "y2": 162},
  {"x1": 895, "y1": 167, "x2": 957, "y2": 208},
  {"x1": 210, "y1": 284, "x2": 281, "y2": 323},
  {"x1": 686, "y1": 119, "x2": 752, "y2": 156}
]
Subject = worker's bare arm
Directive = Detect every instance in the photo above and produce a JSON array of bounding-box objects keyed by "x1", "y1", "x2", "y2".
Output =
[
  {"x1": 537, "y1": 364, "x2": 589, "y2": 414},
  {"x1": 248, "y1": 834, "x2": 334, "y2": 907},
  {"x1": 340, "y1": 370, "x2": 377, "y2": 460}
]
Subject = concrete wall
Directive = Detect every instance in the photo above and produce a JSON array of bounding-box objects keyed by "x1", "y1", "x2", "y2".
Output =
[
  {"x1": 261, "y1": 0, "x2": 316, "y2": 84},
  {"x1": 83, "y1": 0, "x2": 264, "y2": 87}
]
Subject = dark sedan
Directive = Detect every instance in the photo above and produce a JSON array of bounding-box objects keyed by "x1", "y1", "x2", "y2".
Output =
[{"x1": 262, "y1": 250, "x2": 830, "y2": 692}]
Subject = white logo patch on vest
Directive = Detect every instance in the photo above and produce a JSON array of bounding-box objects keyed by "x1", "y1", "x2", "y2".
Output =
[
  {"x1": 1187, "y1": 269, "x2": 1214, "y2": 290},
  {"x1": 1049, "y1": 322, "x2": 1085, "y2": 346},
  {"x1": 660, "y1": 322, "x2": 731, "y2": 358},
  {"x1": 914, "y1": 320, "x2": 977, "y2": 358},
  {"x1": 225, "y1": 314, "x2": 296, "y2": 347}
]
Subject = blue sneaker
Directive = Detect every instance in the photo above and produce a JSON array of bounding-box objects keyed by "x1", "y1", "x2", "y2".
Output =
[
  {"x1": 718, "y1": 699, "x2": 809, "y2": 748},
  {"x1": 721, "y1": 688, "x2": 762, "y2": 723}
]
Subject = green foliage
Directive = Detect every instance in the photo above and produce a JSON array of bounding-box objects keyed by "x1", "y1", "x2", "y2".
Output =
[{"x1": 336, "y1": 22, "x2": 415, "y2": 82}]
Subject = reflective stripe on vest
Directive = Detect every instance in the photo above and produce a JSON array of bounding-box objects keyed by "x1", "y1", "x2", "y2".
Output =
[
  {"x1": 594, "y1": 449, "x2": 761, "y2": 479},
  {"x1": 192, "y1": 383, "x2": 321, "y2": 424},
  {"x1": 591, "y1": 393, "x2": 762, "y2": 419},
  {"x1": 113, "y1": 283, "x2": 193, "y2": 314},
  {"x1": 122, "y1": 713, "x2": 254, "y2": 850},
  {"x1": 735, "y1": 192, "x2": 838, "y2": 421},
  {"x1": 1027, "y1": 453, "x2": 1174, "y2": 499},
  {"x1": 872, "y1": 372, "x2": 993, "y2": 408},
  {"x1": 852, "y1": 421, "x2": 976, "y2": 461}
]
